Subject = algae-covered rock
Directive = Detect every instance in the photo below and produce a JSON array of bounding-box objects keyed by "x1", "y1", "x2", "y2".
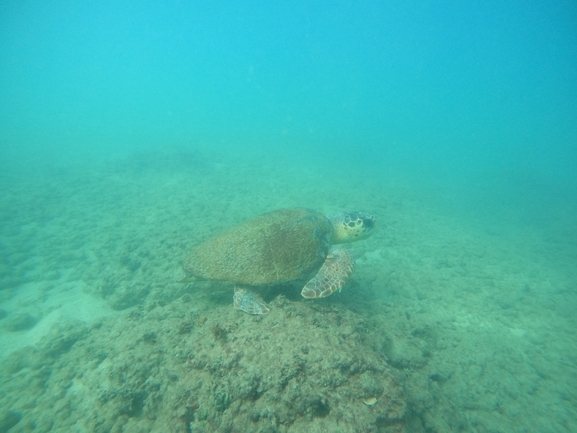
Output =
[
  {"x1": 2, "y1": 312, "x2": 39, "y2": 332},
  {"x1": 0, "y1": 297, "x2": 406, "y2": 433},
  {"x1": 0, "y1": 409, "x2": 22, "y2": 431}
]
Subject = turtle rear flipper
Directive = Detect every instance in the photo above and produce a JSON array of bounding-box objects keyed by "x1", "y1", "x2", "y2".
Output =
[
  {"x1": 301, "y1": 248, "x2": 355, "y2": 298},
  {"x1": 233, "y1": 287, "x2": 270, "y2": 315}
]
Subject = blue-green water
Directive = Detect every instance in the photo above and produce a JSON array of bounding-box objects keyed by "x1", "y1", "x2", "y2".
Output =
[
  {"x1": 0, "y1": 1, "x2": 576, "y2": 432},
  {"x1": 2, "y1": 1, "x2": 576, "y2": 181}
]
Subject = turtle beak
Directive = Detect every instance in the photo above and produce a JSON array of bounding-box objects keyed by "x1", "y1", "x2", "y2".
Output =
[
  {"x1": 361, "y1": 214, "x2": 377, "y2": 236},
  {"x1": 363, "y1": 215, "x2": 376, "y2": 229}
]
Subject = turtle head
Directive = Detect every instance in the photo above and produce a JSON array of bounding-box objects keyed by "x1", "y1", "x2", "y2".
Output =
[{"x1": 329, "y1": 212, "x2": 377, "y2": 244}]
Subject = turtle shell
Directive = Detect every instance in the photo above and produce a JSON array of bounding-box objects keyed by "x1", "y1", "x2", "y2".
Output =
[{"x1": 183, "y1": 208, "x2": 332, "y2": 286}]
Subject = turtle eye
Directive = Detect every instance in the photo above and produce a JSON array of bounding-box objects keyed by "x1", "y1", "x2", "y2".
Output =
[{"x1": 362, "y1": 217, "x2": 375, "y2": 229}]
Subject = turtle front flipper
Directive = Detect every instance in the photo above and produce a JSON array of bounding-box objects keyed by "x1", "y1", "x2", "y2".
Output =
[
  {"x1": 301, "y1": 247, "x2": 355, "y2": 298},
  {"x1": 233, "y1": 287, "x2": 270, "y2": 315}
]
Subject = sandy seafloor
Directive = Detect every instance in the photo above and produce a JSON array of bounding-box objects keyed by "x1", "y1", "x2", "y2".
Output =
[{"x1": 0, "y1": 147, "x2": 575, "y2": 433}]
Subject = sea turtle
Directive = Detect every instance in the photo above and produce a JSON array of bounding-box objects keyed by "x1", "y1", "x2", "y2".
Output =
[{"x1": 182, "y1": 208, "x2": 376, "y2": 315}]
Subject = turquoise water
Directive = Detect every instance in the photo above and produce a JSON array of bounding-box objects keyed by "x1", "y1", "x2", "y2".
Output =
[{"x1": 0, "y1": 1, "x2": 576, "y2": 432}]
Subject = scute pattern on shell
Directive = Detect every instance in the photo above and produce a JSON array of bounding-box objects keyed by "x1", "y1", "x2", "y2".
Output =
[{"x1": 183, "y1": 208, "x2": 333, "y2": 286}]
